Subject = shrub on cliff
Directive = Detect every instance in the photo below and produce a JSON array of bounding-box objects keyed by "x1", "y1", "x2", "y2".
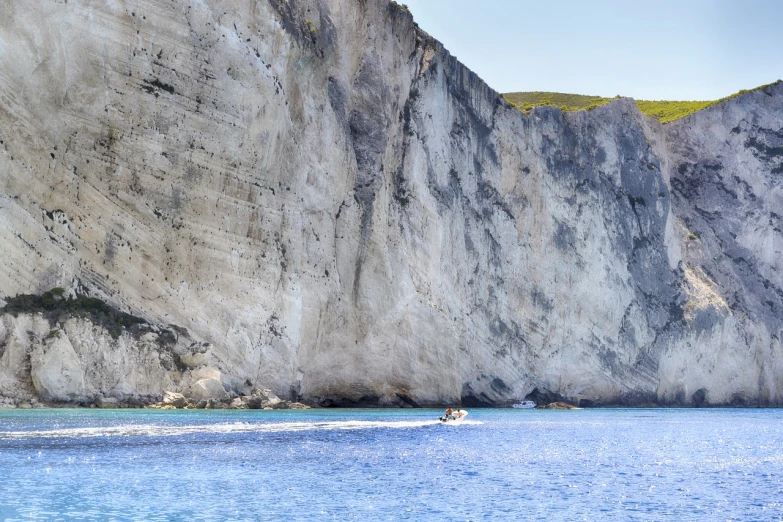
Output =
[{"x1": 1, "y1": 289, "x2": 146, "y2": 339}]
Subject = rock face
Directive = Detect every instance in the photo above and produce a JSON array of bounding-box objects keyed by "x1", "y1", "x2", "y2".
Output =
[
  {"x1": 190, "y1": 378, "x2": 229, "y2": 401},
  {"x1": 0, "y1": 312, "x2": 219, "y2": 405},
  {"x1": 0, "y1": 0, "x2": 782, "y2": 406},
  {"x1": 163, "y1": 391, "x2": 187, "y2": 408},
  {"x1": 30, "y1": 329, "x2": 86, "y2": 402}
]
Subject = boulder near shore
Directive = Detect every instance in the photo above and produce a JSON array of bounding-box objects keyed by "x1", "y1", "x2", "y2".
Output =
[{"x1": 149, "y1": 388, "x2": 310, "y2": 410}]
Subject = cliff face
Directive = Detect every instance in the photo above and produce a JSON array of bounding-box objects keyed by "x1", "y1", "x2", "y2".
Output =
[
  {"x1": 657, "y1": 91, "x2": 783, "y2": 406},
  {"x1": 1, "y1": 0, "x2": 781, "y2": 406}
]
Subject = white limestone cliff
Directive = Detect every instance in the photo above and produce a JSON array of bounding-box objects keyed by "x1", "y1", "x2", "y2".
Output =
[{"x1": 0, "y1": 0, "x2": 781, "y2": 406}]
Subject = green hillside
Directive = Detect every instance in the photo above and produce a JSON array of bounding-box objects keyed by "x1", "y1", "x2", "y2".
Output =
[
  {"x1": 503, "y1": 80, "x2": 781, "y2": 123},
  {"x1": 633, "y1": 100, "x2": 715, "y2": 123},
  {"x1": 502, "y1": 92, "x2": 613, "y2": 113}
]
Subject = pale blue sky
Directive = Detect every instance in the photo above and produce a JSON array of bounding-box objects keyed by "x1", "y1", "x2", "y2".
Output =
[{"x1": 402, "y1": 0, "x2": 783, "y2": 100}]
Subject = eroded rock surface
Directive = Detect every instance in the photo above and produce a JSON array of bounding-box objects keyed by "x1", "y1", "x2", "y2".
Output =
[
  {"x1": 0, "y1": 0, "x2": 782, "y2": 406},
  {"x1": 30, "y1": 330, "x2": 86, "y2": 402},
  {"x1": 190, "y1": 378, "x2": 229, "y2": 401}
]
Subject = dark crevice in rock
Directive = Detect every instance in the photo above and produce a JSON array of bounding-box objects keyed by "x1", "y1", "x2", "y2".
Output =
[
  {"x1": 524, "y1": 387, "x2": 566, "y2": 406},
  {"x1": 141, "y1": 78, "x2": 176, "y2": 97},
  {"x1": 746, "y1": 136, "x2": 783, "y2": 160},
  {"x1": 348, "y1": 52, "x2": 390, "y2": 301},
  {"x1": 395, "y1": 393, "x2": 419, "y2": 407},
  {"x1": 460, "y1": 393, "x2": 494, "y2": 407},
  {"x1": 318, "y1": 395, "x2": 381, "y2": 408}
]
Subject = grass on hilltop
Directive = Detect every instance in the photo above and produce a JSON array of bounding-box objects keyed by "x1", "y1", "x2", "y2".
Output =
[
  {"x1": 502, "y1": 92, "x2": 615, "y2": 113},
  {"x1": 503, "y1": 80, "x2": 781, "y2": 123},
  {"x1": 633, "y1": 100, "x2": 716, "y2": 123}
]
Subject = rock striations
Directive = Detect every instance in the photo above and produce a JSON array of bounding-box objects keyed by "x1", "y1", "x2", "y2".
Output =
[{"x1": 0, "y1": 0, "x2": 782, "y2": 407}]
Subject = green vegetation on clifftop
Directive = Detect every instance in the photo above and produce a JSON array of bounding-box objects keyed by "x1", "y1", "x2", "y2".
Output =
[
  {"x1": 503, "y1": 92, "x2": 615, "y2": 113},
  {"x1": 633, "y1": 100, "x2": 715, "y2": 123},
  {"x1": 504, "y1": 80, "x2": 781, "y2": 123}
]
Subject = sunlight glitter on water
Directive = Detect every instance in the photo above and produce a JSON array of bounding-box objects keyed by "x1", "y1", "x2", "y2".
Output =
[
  {"x1": 0, "y1": 418, "x2": 483, "y2": 439},
  {"x1": 0, "y1": 408, "x2": 781, "y2": 521}
]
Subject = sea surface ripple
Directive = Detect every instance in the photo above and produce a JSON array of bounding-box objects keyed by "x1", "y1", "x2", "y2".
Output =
[{"x1": 0, "y1": 408, "x2": 781, "y2": 520}]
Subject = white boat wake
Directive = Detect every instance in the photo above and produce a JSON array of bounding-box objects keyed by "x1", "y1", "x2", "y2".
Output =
[{"x1": 0, "y1": 419, "x2": 483, "y2": 439}]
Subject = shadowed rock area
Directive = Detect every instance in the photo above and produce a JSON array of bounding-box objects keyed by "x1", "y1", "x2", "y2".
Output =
[{"x1": 0, "y1": 0, "x2": 782, "y2": 407}]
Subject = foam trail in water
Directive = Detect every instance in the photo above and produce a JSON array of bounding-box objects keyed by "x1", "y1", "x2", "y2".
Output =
[{"x1": 0, "y1": 419, "x2": 482, "y2": 439}]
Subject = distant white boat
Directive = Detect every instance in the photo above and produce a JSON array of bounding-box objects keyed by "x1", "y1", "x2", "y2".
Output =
[{"x1": 512, "y1": 401, "x2": 536, "y2": 409}]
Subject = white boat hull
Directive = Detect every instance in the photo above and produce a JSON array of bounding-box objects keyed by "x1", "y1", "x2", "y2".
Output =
[{"x1": 439, "y1": 410, "x2": 468, "y2": 422}]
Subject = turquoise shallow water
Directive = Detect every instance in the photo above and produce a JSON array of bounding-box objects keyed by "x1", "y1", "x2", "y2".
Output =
[{"x1": 1, "y1": 408, "x2": 782, "y2": 521}]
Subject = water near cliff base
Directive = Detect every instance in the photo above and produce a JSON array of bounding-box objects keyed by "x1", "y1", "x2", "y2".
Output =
[{"x1": 1, "y1": 408, "x2": 781, "y2": 520}]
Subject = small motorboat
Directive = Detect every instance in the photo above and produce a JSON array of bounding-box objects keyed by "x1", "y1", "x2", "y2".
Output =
[
  {"x1": 439, "y1": 410, "x2": 468, "y2": 422},
  {"x1": 512, "y1": 400, "x2": 536, "y2": 409}
]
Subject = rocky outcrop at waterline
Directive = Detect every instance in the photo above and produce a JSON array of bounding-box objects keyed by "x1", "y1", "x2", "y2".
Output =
[
  {"x1": 1, "y1": 0, "x2": 782, "y2": 407},
  {"x1": 536, "y1": 402, "x2": 580, "y2": 410},
  {"x1": 149, "y1": 388, "x2": 311, "y2": 410}
]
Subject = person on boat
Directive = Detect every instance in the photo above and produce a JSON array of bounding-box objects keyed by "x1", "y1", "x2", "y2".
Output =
[{"x1": 445, "y1": 407, "x2": 454, "y2": 420}]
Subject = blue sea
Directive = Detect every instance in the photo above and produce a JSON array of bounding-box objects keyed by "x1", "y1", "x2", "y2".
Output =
[{"x1": 1, "y1": 408, "x2": 782, "y2": 521}]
